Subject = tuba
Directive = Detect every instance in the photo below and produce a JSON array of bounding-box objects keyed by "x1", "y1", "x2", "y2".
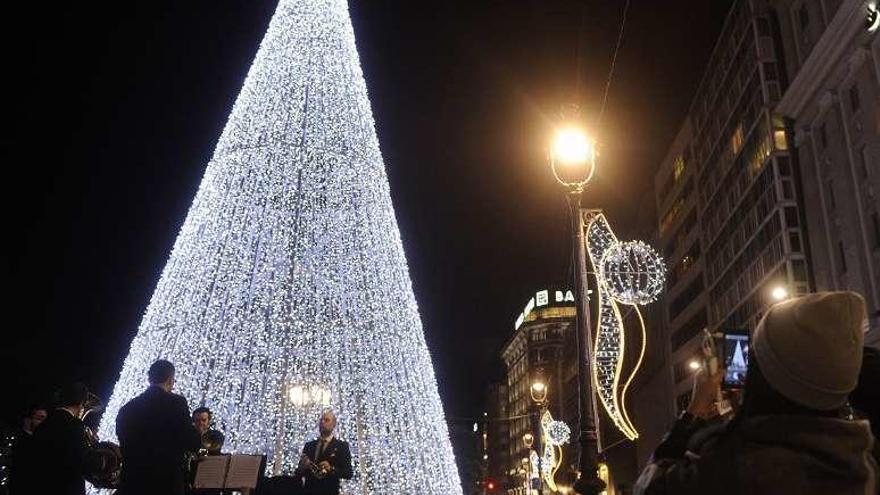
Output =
[{"x1": 81, "y1": 392, "x2": 123, "y2": 489}]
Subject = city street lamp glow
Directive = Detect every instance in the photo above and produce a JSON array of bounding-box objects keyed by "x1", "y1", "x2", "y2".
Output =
[
  {"x1": 523, "y1": 433, "x2": 534, "y2": 448},
  {"x1": 771, "y1": 286, "x2": 789, "y2": 302},
  {"x1": 549, "y1": 125, "x2": 597, "y2": 190},
  {"x1": 688, "y1": 360, "x2": 701, "y2": 371},
  {"x1": 552, "y1": 127, "x2": 595, "y2": 165},
  {"x1": 530, "y1": 381, "x2": 548, "y2": 403}
]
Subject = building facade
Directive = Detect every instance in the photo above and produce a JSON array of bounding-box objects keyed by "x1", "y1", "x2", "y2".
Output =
[
  {"x1": 653, "y1": 0, "x2": 810, "y2": 413},
  {"x1": 500, "y1": 289, "x2": 578, "y2": 494},
  {"x1": 772, "y1": 0, "x2": 880, "y2": 344}
]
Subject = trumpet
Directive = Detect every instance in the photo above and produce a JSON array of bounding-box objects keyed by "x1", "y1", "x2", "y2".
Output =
[{"x1": 300, "y1": 453, "x2": 334, "y2": 479}]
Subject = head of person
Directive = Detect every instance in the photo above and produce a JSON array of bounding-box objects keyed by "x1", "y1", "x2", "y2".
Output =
[
  {"x1": 56, "y1": 382, "x2": 90, "y2": 417},
  {"x1": 192, "y1": 406, "x2": 212, "y2": 434},
  {"x1": 22, "y1": 406, "x2": 48, "y2": 433},
  {"x1": 738, "y1": 291, "x2": 866, "y2": 418},
  {"x1": 148, "y1": 359, "x2": 176, "y2": 392},
  {"x1": 318, "y1": 409, "x2": 337, "y2": 437}
]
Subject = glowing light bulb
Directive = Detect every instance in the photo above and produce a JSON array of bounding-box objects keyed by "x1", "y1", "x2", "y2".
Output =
[
  {"x1": 771, "y1": 286, "x2": 789, "y2": 301},
  {"x1": 552, "y1": 127, "x2": 595, "y2": 165}
]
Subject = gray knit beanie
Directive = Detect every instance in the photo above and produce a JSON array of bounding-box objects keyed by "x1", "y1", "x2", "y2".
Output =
[{"x1": 753, "y1": 291, "x2": 866, "y2": 411}]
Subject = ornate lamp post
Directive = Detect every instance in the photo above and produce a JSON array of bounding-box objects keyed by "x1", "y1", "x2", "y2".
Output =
[
  {"x1": 529, "y1": 379, "x2": 549, "y2": 495},
  {"x1": 273, "y1": 383, "x2": 332, "y2": 473},
  {"x1": 548, "y1": 110, "x2": 605, "y2": 495}
]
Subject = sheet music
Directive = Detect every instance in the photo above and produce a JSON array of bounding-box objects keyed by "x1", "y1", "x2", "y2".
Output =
[
  {"x1": 225, "y1": 454, "x2": 262, "y2": 489},
  {"x1": 193, "y1": 455, "x2": 230, "y2": 489}
]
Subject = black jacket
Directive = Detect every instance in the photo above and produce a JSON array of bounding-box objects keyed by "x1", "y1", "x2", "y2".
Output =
[
  {"x1": 116, "y1": 386, "x2": 201, "y2": 495},
  {"x1": 297, "y1": 437, "x2": 353, "y2": 495},
  {"x1": 25, "y1": 409, "x2": 89, "y2": 495},
  {"x1": 634, "y1": 414, "x2": 878, "y2": 495}
]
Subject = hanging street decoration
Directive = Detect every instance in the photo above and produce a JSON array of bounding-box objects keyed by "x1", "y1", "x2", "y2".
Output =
[
  {"x1": 586, "y1": 212, "x2": 665, "y2": 441},
  {"x1": 530, "y1": 410, "x2": 571, "y2": 492}
]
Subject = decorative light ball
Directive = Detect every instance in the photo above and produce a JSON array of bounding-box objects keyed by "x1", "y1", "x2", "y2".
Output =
[
  {"x1": 599, "y1": 241, "x2": 665, "y2": 305},
  {"x1": 545, "y1": 420, "x2": 571, "y2": 446}
]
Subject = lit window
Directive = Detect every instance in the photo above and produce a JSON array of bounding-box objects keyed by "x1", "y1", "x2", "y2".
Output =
[
  {"x1": 774, "y1": 130, "x2": 788, "y2": 150},
  {"x1": 673, "y1": 155, "x2": 686, "y2": 181},
  {"x1": 731, "y1": 123, "x2": 745, "y2": 155}
]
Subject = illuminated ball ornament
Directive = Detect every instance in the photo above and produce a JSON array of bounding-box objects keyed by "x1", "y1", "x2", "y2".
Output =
[
  {"x1": 599, "y1": 240, "x2": 665, "y2": 305},
  {"x1": 545, "y1": 420, "x2": 571, "y2": 446}
]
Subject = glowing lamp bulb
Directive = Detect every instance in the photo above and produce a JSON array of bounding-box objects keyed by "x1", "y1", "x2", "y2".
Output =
[
  {"x1": 688, "y1": 360, "x2": 701, "y2": 371},
  {"x1": 771, "y1": 286, "x2": 789, "y2": 301},
  {"x1": 552, "y1": 128, "x2": 594, "y2": 165}
]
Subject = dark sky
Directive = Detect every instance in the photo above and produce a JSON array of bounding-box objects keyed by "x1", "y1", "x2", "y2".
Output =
[{"x1": 0, "y1": 0, "x2": 733, "y2": 426}]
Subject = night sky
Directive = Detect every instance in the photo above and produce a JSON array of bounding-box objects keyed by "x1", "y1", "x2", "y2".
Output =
[{"x1": 1, "y1": 1, "x2": 733, "y2": 427}]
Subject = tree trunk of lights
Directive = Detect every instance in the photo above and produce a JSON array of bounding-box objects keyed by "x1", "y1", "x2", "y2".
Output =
[{"x1": 568, "y1": 192, "x2": 605, "y2": 495}]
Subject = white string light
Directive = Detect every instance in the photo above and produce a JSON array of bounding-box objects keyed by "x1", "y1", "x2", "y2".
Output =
[
  {"x1": 585, "y1": 214, "x2": 662, "y2": 440},
  {"x1": 93, "y1": 1, "x2": 462, "y2": 493},
  {"x1": 600, "y1": 241, "x2": 665, "y2": 305}
]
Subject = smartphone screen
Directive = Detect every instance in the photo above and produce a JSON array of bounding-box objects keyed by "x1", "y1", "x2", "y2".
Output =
[{"x1": 722, "y1": 332, "x2": 749, "y2": 389}]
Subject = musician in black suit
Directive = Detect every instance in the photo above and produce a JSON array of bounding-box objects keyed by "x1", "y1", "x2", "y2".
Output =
[
  {"x1": 21, "y1": 383, "x2": 91, "y2": 495},
  {"x1": 116, "y1": 360, "x2": 201, "y2": 495},
  {"x1": 295, "y1": 410, "x2": 353, "y2": 495}
]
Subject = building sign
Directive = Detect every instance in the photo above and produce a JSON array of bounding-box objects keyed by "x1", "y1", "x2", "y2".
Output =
[{"x1": 513, "y1": 288, "x2": 582, "y2": 330}]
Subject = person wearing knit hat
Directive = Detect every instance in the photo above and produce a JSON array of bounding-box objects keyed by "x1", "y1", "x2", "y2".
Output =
[
  {"x1": 752, "y1": 291, "x2": 865, "y2": 411},
  {"x1": 635, "y1": 291, "x2": 878, "y2": 495}
]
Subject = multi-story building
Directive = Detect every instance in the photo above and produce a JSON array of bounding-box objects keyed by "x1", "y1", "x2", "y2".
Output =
[
  {"x1": 500, "y1": 288, "x2": 577, "y2": 494},
  {"x1": 772, "y1": 0, "x2": 880, "y2": 343},
  {"x1": 653, "y1": 0, "x2": 810, "y2": 413}
]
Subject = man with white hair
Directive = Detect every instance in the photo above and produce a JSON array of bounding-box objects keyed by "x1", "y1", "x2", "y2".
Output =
[{"x1": 295, "y1": 410, "x2": 352, "y2": 495}]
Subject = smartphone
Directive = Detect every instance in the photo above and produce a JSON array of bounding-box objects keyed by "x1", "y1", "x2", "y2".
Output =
[{"x1": 721, "y1": 331, "x2": 749, "y2": 389}]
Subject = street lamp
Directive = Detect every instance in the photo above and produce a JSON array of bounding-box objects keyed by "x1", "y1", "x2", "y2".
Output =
[
  {"x1": 530, "y1": 380, "x2": 548, "y2": 405},
  {"x1": 273, "y1": 382, "x2": 332, "y2": 473},
  {"x1": 548, "y1": 109, "x2": 605, "y2": 495},
  {"x1": 688, "y1": 359, "x2": 702, "y2": 371},
  {"x1": 523, "y1": 433, "x2": 535, "y2": 449},
  {"x1": 770, "y1": 285, "x2": 789, "y2": 302}
]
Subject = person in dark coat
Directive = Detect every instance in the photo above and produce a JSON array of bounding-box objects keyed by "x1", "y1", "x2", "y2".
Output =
[
  {"x1": 23, "y1": 383, "x2": 91, "y2": 495},
  {"x1": 634, "y1": 291, "x2": 878, "y2": 495},
  {"x1": 116, "y1": 359, "x2": 201, "y2": 495},
  {"x1": 295, "y1": 410, "x2": 353, "y2": 495},
  {"x1": 5, "y1": 406, "x2": 47, "y2": 495}
]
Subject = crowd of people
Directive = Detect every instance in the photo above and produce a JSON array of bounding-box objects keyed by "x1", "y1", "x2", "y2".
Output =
[
  {"x1": 2, "y1": 290, "x2": 878, "y2": 495},
  {"x1": 633, "y1": 290, "x2": 879, "y2": 495},
  {"x1": 2, "y1": 360, "x2": 352, "y2": 495}
]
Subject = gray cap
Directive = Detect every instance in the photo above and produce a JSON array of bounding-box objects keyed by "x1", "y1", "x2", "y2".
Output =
[{"x1": 753, "y1": 291, "x2": 865, "y2": 411}]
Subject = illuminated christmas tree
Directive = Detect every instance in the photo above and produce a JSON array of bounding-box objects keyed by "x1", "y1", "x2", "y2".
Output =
[{"x1": 96, "y1": 1, "x2": 462, "y2": 493}]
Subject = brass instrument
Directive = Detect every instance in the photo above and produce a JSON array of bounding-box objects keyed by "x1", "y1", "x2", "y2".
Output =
[
  {"x1": 80, "y1": 392, "x2": 123, "y2": 489},
  {"x1": 200, "y1": 429, "x2": 225, "y2": 455},
  {"x1": 300, "y1": 450, "x2": 336, "y2": 480}
]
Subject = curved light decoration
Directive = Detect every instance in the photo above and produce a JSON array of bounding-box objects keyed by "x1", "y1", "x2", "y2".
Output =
[
  {"x1": 531, "y1": 410, "x2": 569, "y2": 492},
  {"x1": 586, "y1": 213, "x2": 663, "y2": 440}
]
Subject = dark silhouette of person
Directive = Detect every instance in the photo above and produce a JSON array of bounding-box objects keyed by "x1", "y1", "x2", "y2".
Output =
[
  {"x1": 116, "y1": 360, "x2": 201, "y2": 495},
  {"x1": 295, "y1": 410, "x2": 353, "y2": 495},
  {"x1": 23, "y1": 383, "x2": 91, "y2": 495},
  {"x1": 6, "y1": 405, "x2": 47, "y2": 495}
]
